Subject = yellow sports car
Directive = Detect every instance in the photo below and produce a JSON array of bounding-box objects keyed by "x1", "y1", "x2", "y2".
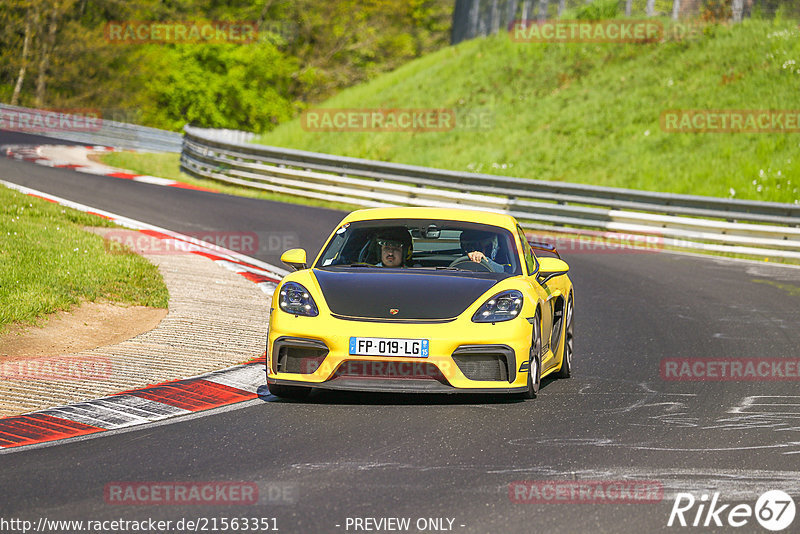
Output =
[{"x1": 266, "y1": 207, "x2": 574, "y2": 399}]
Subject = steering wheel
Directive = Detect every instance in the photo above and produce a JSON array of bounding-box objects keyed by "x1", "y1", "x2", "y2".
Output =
[{"x1": 448, "y1": 255, "x2": 493, "y2": 272}]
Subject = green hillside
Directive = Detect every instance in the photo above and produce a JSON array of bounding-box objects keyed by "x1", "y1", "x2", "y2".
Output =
[{"x1": 254, "y1": 17, "x2": 800, "y2": 204}]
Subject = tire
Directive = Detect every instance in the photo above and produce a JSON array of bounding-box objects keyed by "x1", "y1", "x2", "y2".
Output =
[
  {"x1": 267, "y1": 382, "x2": 311, "y2": 400},
  {"x1": 522, "y1": 311, "x2": 542, "y2": 399},
  {"x1": 554, "y1": 294, "x2": 573, "y2": 379}
]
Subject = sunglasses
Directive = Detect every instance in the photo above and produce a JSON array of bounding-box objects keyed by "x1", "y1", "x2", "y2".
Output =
[{"x1": 377, "y1": 239, "x2": 404, "y2": 250}]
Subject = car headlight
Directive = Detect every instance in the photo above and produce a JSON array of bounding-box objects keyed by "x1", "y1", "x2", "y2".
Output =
[
  {"x1": 472, "y1": 290, "x2": 523, "y2": 323},
  {"x1": 278, "y1": 282, "x2": 319, "y2": 317}
]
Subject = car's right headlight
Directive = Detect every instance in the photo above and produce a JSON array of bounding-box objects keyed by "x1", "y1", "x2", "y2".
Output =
[
  {"x1": 278, "y1": 282, "x2": 319, "y2": 317},
  {"x1": 472, "y1": 290, "x2": 523, "y2": 323}
]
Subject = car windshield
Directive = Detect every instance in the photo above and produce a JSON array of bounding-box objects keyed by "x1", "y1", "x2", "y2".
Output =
[{"x1": 315, "y1": 219, "x2": 521, "y2": 275}]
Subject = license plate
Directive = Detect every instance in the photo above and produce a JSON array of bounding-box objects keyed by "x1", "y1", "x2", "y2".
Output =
[{"x1": 349, "y1": 337, "x2": 429, "y2": 358}]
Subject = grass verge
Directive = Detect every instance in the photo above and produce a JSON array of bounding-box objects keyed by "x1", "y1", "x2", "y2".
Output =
[
  {"x1": 254, "y1": 17, "x2": 800, "y2": 205},
  {"x1": 0, "y1": 185, "x2": 169, "y2": 334},
  {"x1": 99, "y1": 17, "x2": 800, "y2": 207}
]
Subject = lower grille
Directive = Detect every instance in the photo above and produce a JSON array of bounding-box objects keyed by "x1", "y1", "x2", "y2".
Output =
[
  {"x1": 272, "y1": 337, "x2": 328, "y2": 374},
  {"x1": 453, "y1": 355, "x2": 504, "y2": 381},
  {"x1": 452, "y1": 345, "x2": 515, "y2": 382}
]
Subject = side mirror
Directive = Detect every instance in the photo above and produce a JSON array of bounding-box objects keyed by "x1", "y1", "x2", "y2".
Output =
[
  {"x1": 281, "y1": 248, "x2": 308, "y2": 271},
  {"x1": 536, "y1": 257, "x2": 569, "y2": 284}
]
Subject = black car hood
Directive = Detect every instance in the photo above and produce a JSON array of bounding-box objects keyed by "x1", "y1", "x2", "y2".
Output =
[{"x1": 313, "y1": 268, "x2": 500, "y2": 320}]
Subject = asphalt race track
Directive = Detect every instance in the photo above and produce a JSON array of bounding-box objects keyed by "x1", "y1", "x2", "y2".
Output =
[{"x1": 2, "y1": 131, "x2": 800, "y2": 533}]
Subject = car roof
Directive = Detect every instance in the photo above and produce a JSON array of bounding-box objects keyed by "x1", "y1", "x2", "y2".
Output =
[{"x1": 340, "y1": 207, "x2": 519, "y2": 231}]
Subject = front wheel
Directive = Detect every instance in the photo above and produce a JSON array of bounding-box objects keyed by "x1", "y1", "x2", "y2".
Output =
[
  {"x1": 522, "y1": 311, "x2": 542, "y2": 399},
  {"x1": 267, "y1": 382, "x2": 311, "y2": 400},
  {"x1": 554, "y1": 294, "x2": 573, "y2": 379}
]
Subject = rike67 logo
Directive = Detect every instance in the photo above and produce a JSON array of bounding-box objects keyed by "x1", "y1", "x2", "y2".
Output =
[{"x1": 668, "y1": 490, "x2": 796, "y2": 531}]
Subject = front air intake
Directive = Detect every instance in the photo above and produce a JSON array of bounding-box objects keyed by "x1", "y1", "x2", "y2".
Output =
[
  {"x1": 451, "y1": 345, "x2": 515, "y2": 382},
  {"x1": 272, "y1": 337, "x2": 329, "y2": 374}
]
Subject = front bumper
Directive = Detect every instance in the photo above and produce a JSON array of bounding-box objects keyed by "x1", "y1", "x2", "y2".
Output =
[{"x1": 266, "y1": 310, "x2": 534, "y2": 393}]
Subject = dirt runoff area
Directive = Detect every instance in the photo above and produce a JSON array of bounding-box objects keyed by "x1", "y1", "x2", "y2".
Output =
[{"x1": 0, "y1": 301, "x2": 167, "y2": 358}]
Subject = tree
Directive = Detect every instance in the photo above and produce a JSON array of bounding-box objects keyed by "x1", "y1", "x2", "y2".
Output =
[
  {"x1": 1, "y1": 0, "x2": 453, "y2": 130},
  {"x1": 10, "y1": 1, "x2": 36, "y2": 105}
]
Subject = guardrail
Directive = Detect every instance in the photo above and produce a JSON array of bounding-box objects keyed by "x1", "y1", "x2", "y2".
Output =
[
  {"x1": 0, "y1": 104, "x2": 182, "y2": 152},
  {"x1": 181, "y1": 125, "x2": 800, "y2": 260}
]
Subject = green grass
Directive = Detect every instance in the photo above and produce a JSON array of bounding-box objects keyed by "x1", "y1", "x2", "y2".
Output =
[
  {"x1": 97, "y1": 151, "x2": 359, "y2": 211},
  {"x1": 98, "y1": 152, "x2": 184, "y2": 183},
  {"x1": 0, "y1": 185, "x2": 169, "y2": 333},
  {"x1": 253, "y1": 18, "x2": 800, "y2": 205}
]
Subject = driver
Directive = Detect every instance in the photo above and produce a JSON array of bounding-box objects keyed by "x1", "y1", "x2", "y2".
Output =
[
  {"x1": 375, "y1": 227, "x2": 413, "y2": 268},
  {"x1": 459, "y1": 229, "x2": 508, "y2": 273}
]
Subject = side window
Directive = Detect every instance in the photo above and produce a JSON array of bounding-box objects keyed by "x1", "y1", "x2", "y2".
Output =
[{"x1": 517, "y1": 226, "x2": 536, "y2": 276}]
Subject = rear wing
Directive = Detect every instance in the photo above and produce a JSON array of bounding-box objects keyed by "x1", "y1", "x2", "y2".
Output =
[{"x1": 528, "y1": 239, "x2": 561, "y2": 259}]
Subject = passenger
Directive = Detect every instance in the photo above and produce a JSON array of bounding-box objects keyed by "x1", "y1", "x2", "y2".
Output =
[{"x1": 459, "y1": 229, "x2": 509, "y2": 273}]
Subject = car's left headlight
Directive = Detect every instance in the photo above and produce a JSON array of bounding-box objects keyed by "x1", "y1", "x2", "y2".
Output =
[
  {"x1": 278, "y1": 282, "x2": 319, "y2": 317},
  {"x1": 472, "y1": 290, "x2": 523, "y2": 323}
]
